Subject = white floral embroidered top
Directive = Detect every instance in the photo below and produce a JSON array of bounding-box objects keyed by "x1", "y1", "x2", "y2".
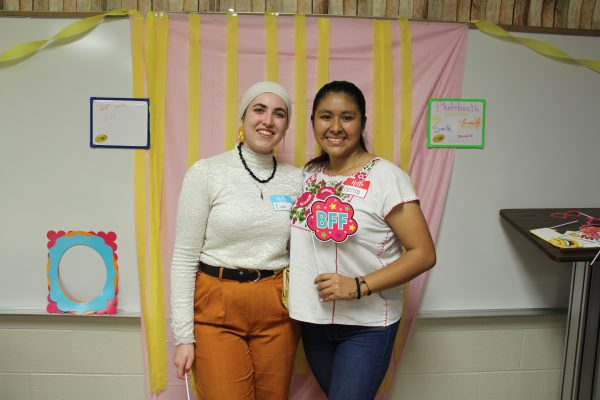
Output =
[{"x1": 289, "y1": 157, "x2": 419, "y2": 326}]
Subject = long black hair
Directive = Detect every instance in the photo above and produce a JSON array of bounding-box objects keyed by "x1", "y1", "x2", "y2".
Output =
[{"x1": 305, "y1": 80, "x2": 369, "y2": 171}]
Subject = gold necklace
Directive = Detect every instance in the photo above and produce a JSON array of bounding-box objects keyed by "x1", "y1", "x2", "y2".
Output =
[{"x1": 326, "y1": 153, "x2": 368, "y2": 176}]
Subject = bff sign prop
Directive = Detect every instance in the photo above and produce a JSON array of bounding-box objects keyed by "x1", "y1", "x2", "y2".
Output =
[{"x1": 307, "y1": 196, "x2": 358, "y2": 243}]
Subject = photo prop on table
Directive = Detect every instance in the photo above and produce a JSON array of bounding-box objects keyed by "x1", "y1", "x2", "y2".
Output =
[
  {"x1": 530, "y1": 210, "x2": 600, "y2": 250},
  {"x1": 90, "y1": 97, "x2": 150, "y2": 149},
  {"x1": 46, "y1": 230, "x2": 119, "y2": 315},
  {"x1": 427, "y1": 98, "x2": 486, "y2": 148}
]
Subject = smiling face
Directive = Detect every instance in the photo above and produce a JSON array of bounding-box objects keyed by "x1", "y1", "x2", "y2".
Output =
[
  {"x1": 312, "y1": 92, "x2": 365, "y2": 162},
  {"x1": 241, "y1": 92, "x2": 288, "y2": 155}
]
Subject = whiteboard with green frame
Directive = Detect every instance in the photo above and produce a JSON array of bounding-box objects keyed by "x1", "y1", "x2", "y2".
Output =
[{"x1": 427, "y1": 98, "x2": 486, "y2": 148}]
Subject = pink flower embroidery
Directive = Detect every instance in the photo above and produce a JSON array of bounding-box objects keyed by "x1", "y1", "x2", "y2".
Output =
[
  {"x1": 316, "y1": 186, "x2": 336, "y2": 200},
  {"x1": 355, "y1": 172, "x2": 367, "y2": 181},
  {"x1": 295, "y1": 191, "x2": 315, "y2": 208}
]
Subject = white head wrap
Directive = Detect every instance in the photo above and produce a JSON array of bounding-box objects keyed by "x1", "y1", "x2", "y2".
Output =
[{"x1": 239, "y1": 81, "x2": 292, "y2": 127}]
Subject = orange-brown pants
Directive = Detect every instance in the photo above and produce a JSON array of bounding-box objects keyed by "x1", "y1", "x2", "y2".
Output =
[{"x1": 193, "y1": 270, "x2": 300, "y2": 400}]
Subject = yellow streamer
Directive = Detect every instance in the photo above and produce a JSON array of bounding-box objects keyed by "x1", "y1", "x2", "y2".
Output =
[
  {"x1": 0, "y1": 9, "x2": 134, "y2": 63},
  {"x1": 188, "y1": 14, "x2": 201, "y2": 166},
  {"x1": 265, "y1": 13, "x2": 279, "y2": 82},
  {"x1": 132, "y1": 12, "x2": 169, "y2": 394},
  {"x1": 225, "y1": 13, "x2": 239, "y2": 150},
  {"x1": 131, "y1": 12, "x2": 151, "y2": 396},
  {"x1": 381, "y1": 18, "x2": 415, "y2": 394},
  {"x1": 144, "y1": 11, "x2": 160, "y2": 392},
  {"x1": 382, "y1": 21, "x2": 394, "y2": 162},
  {"x1": 294, "y1": 15, "x2": 307, "y2": 167},
  {"x1": 131, "y1": 14, "x2": 146, "y2": 98},
  {"x1": 315, "y1": 17, "x2": 330, "y2": 157},
  {"x1": 52, "y1": 14, "x2": 109, "y2": 39},
  {"x1": 372, "y1": 22, "x2": 382, "y2": 158},
  {"x1": 145, "y1": 12, "x2": 157, "y2": 102},
  {"x1": 133, "y1": 12, "x2": 152, "y2": 395},
  {"x1": 398, "y1": 17, "x2": 413, "y2": 173},
  {"x1": 472, "y1": 20, "x2": 600, "y2": 74},
  {"x1": 0, "y1": 40, "x2": 48, "y2": 63},
  {"x1": 148, "y1": 13, "x2": 169, "y2": 394},
  {"x1": 316, "y1": 18, "x2": 330, "y2": 91},
  {"x1": 372, "y1": 20, "x2": 394, "y2": 162}
]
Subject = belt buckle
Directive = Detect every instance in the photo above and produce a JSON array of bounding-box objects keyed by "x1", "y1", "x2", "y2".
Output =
[{"x1": 248, "y1": 269, "x2": 261, "y2": 282}]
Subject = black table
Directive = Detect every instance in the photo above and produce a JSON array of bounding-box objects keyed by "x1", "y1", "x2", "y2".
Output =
[{"x1": 500, "y1": 208, "x2": 600, "y2": 400}]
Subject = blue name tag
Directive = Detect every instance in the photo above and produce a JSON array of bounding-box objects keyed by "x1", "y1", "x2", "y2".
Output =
[{"x1": 269, "y1": 195, "x2": 294, "y2": 211}]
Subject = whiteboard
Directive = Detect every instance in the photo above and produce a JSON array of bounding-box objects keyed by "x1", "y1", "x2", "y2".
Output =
[
  {"x1": 0, "y1": 18, "x2": 139, "y2": 313},
  {"x1": 90, "y1": 97, "x2": 150, "y2": 149},
  {"x1": 427, "y1": 98, "x2": 486, "y2": 148},
  {"x1": 1, "y1": 17, "x2": 599, "y2": 315}
]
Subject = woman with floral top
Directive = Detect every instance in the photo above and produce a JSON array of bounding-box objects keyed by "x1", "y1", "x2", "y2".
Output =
[{"x1": 289, "y1": 80, "x2": 436, "y2": 400}]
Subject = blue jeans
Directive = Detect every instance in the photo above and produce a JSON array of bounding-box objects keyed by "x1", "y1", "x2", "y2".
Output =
[{"x1": 301, "y1": 321, "x2": 400, "y2": 400}]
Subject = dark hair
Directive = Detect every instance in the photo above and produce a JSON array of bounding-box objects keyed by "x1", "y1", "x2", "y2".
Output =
[{"x1": 305, "y1": 81, "x2": 368, "y2": 171}]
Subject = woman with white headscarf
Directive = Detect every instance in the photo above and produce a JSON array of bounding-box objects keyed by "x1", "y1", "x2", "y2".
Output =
[{"x1": 170, "y1": 81, "x2": 302, "y2": 399}]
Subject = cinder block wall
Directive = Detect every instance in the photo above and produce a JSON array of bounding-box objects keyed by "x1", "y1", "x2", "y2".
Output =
[
  {"x1": 0, "y1": 314, "x2": 565, "y2": 400},
  {"x1": 0, "y1": 315, "x2": 146, "y2": 400},
  {"x1": 392, "y1": 315, "x2": 565, "y2": 400}
]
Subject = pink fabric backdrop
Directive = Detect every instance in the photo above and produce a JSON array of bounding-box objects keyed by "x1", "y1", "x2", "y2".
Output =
[{"x1": 139, "y1": 14, "x2": 467, "y2": 399}]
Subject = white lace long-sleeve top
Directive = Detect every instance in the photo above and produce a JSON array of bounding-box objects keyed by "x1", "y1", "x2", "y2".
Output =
[{"x1": 170, "y1": 147, "x2": 302, "y2": 344}]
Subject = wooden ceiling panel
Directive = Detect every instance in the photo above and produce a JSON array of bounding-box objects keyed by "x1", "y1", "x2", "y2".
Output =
[{"x1": 2, "y1": 0, "x2": 599, "y2": 34}]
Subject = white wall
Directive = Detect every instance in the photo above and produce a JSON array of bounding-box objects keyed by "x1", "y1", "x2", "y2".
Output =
[
  {"x1": 3, "y1": 18, "x2": 598, "y2": 315},
  {"x1": 0, "y1": 17, "x2": 139, "y2": 313},
  {"x1": 422, "y1": 29, "x2": 600, "y2": 314}
]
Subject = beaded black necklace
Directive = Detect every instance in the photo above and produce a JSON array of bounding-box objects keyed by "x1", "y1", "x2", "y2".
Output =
[{"x1": 237, "y1": 143, "x2": 277, "y2": 199}]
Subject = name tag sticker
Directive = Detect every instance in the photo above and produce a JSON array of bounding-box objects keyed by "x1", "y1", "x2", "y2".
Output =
[
  {"x1": 341, "y1": 178, "x2": 371, "y2": 198},
  {"x1": 269, "y1": 194, "x2": 294, "y2": 211}
]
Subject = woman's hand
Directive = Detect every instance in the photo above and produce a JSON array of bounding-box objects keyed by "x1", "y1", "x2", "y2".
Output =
[
  {"x1": 314, "y1": 273, "x2": 358, "y2": 301},
  {"x1": 173, "y1": 343, "x2": 195, "y2": 379}
]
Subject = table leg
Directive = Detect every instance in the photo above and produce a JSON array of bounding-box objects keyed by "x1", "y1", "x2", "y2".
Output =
[
  {"x1": 561, "y1": 261, "x2": 591, "y2": 400},
  {"x1": 578, "y1": 261, "x2": 600, "y2": 399}
]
